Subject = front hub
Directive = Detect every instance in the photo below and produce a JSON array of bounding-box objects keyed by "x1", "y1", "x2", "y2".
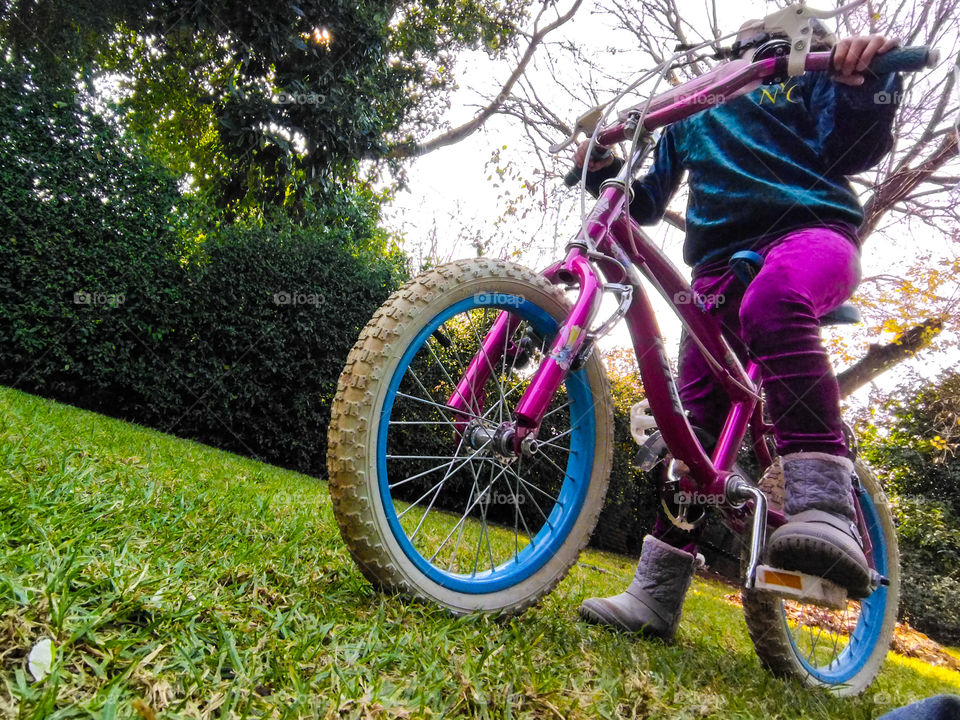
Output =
[{"x1": 465, "y1": 420, "x2": 537, "y2": 459}]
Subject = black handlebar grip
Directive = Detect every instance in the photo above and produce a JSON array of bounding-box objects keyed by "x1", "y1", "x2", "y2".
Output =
[
  {"x1": 866, "y1": 45, "x2": 939, "y2": 74},
  {"x1": 564, "y1": 167, "x2": 583, "y2": 187}
]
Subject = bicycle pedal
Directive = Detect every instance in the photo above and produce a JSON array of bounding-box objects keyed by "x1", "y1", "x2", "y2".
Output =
[{"x1": 753, "y1": 564, "x2": 848, "y2": 610}]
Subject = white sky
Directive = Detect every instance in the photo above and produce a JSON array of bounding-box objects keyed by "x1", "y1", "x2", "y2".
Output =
[{"x1": 381, "y1": 0, "x2": 960, "y2": 414}]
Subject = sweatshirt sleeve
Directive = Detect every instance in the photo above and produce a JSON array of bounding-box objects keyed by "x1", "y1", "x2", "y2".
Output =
[
  {"x1": 581, "y1": 127, "x2": 684, "y2": 224},
  {"x1": 627, "y1": 126, "x2": 684, "y2": 224},
  {"x1": 806, "y1": 70, "x2": 902, "y2": 176}
]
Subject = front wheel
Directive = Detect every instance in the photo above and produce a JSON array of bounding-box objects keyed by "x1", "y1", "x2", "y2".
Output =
[
  {"x1": 327, "y1": 259, "x2": 615, "y2": 615},
  {"x1": 742, "y1": 460, "x2": 900, "y2": 695}
]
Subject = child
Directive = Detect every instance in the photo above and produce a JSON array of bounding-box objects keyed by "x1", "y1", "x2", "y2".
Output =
[{"x1": 574, "y1": 26, "x2": 902, "y2": 640}]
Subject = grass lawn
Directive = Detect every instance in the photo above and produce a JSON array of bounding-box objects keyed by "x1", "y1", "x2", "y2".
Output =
[{"x1": 2, "y1": 385, "x2": 959, "y2": 719}]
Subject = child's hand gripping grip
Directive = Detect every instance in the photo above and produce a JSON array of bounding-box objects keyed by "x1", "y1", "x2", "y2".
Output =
[
  {"x1": 861, "y1": 45, "x2": 940, "y2": 74},
  {"x1": 563, "y1": 147, "x2": 613, "y2": 187}
]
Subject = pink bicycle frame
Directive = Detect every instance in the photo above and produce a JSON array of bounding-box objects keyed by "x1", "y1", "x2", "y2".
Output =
[{"x1": 445, "y1": 51, "x2": 879, "y2": 564}]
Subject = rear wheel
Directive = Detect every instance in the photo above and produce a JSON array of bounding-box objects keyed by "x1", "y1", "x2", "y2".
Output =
[
  {"x1": 327, "y1": 259, "x2": 615, "y2": 615},
  {"x1": 742, "y1": 460, "x2": 900, "y2": 695}
]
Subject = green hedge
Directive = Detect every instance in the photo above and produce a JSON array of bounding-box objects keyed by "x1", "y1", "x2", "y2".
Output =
[
  {"x1": 859, "y1": 372, "x2": 960, "y2": 645},
  {"x1": 0, "y1": 61, "x2": 406, "y2": 476},
  {"x1": 592, "y1": 372, "x2": 660, "y2": 557}
]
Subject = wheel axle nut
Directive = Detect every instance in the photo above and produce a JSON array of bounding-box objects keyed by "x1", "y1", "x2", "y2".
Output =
[{"x1": 520, "y1": 436, "x2": 539, "y2": 456}]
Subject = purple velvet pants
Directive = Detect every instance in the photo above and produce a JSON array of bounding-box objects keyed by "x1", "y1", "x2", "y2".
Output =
[{"x1": 653, "y1": 227, "x2": 860, "y2": 547}]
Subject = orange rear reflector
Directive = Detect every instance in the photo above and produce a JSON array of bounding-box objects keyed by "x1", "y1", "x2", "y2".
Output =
[{"x1": 762, "y1": 569, "x2": 803, "y2": 590}]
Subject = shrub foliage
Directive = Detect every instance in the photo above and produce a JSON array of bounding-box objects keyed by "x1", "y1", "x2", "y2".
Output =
[
  {"x1": 0, "y1": 61, "x2": 405, "y2": 476},
  {"x1": 860, "y1": 371, "x2": 960, "y2": 644}
]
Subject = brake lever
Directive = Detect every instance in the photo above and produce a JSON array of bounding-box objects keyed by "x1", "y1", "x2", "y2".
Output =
[
  {"x1": 762, "y1": 0, "x2": 867, "y2": 76},
  {"x1": 549, "y1": 105, "x2": 604, "y2": 153}
]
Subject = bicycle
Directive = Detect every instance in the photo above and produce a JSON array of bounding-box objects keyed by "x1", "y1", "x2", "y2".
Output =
[{"x1": 327, "y1": 1, "x2": 940, "y2": 695}]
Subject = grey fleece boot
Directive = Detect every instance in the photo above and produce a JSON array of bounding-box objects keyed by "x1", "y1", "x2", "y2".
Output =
[
  {"x1": 579, "y1": 535, "x2": 698, "y2": 641},
  {"x1": 766, "y1": 452, "x2": 872, "y2": 598}
]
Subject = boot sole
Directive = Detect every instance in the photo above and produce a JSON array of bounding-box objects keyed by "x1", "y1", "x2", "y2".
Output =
[{"x1": 767, "y1": 533, "x2": 871, "y2": 599}]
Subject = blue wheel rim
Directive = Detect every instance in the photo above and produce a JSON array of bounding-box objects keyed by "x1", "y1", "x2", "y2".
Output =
[
  {"x1": 786, "y1": 483, "x2": 889, "y2": 684},
  {"x1": 377, "y1": 294, "x2": 597, "y2": 594}
]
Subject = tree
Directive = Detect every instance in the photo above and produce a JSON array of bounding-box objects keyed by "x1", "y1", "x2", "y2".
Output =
[
  {"x1": 387, "y1": 0, "x2": 585, "y2": 159},
  {"x1": 1, "y1": 0, "x2": 535, "y2": 219}
]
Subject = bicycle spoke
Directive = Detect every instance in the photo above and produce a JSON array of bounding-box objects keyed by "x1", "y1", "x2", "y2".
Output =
[
  {"x1": 479, "y1": 462, "x2": 500, "y2": 574},
  {"x1": 499, "y1": 311, "x2": 510, "y2": 424},
  {"x1": 531, "y1": 448, "x2": 570, "y2": 481},
  {"x1": 425, "y1": 335, "x2": 483, "y2": 417},
  {"x1": 541, "y1": 426, "x2": 575, "y2": 445},
  {"x1": 389, "y1": 455, "x2": 485, "y2": 491},
  {"x1": 808, "y1": 622, "x2": 821, "y2": 665},
  {"x1": 396, "y1": 439, "x2": 487, "y2": 520},
  {"x1": 438, "y1": 319, "x2": 479, "y2": 399},
  {"x1": 440, "y1": 465, "x2": 482, "y2": 571},
  {"x1": 534, "y1": 440, "x2": 572, "y2": 454},
  {"x1": 542, "y1": 401, "x2": 571, "y2": 421},
  {"x1": 505, "y1": 468, "x2": 535, "y2": 557},
  {"x1": 406, "y1": 367, "x2": 440, "y2": 406},
  {"x1": 406, "y1": 427, "x2": 474, "y2": 540},
  {"x1": 508, "y1": 464, "x2": 562, "y2": 507},
  {"x1": 503, "y1": 463, "x2": 556, "y2": 529},
  {"x1": 395, "y1": 392, "x2": 487, "y2": 422},
  {"x1": 782, "y1": 595, "x2": 864, "y2": 672},
  {"x1": 471, "y1": 463, "x2": 496, "y2": 577},
  {"x1": 388, "y1": 454, "x2": 492, "y2": 461},
  {"x1": 429, "y1": 460, "x2": 510, "y2": 567}
]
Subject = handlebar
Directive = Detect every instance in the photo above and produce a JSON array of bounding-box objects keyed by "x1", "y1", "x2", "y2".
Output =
[{"x1": 563, "y1": 45, "x2": 938, "y2": 188}]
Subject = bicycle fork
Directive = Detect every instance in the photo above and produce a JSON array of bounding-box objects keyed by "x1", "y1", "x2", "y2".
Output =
[{"x1": 447, "y1": 249, "x2": 604, "y2": 454}]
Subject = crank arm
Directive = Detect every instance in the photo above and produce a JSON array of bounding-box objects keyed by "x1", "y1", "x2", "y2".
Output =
[{"x1": 725, "y1": 475, "x2": 768, "y2": 589}]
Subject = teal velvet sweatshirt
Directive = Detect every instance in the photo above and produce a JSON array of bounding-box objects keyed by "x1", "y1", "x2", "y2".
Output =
[{"x1": 584, "y1": 71, "x2": 902, "y2": 267}]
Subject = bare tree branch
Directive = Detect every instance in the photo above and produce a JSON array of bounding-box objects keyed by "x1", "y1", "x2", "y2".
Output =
[
  {"x1": 388, "y1": 0, "x2": 584, "y2": 159},
  {"x1": 861, "y1": 132, "x2": 960, "y2": 239},
  {"x1": 838, "y1": 318, "x2": 944, "y2": 397},
  {"x1": 663, "y1": 209, "x2": 685, "y2": 231}
]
